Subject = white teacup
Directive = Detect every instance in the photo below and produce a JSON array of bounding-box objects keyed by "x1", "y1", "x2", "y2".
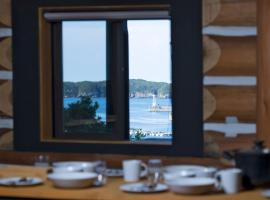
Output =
[
  {"x1": 122, "y1": 160, "x2": 148, "y2": 182},
  {"x1": 216, "y1": 168, "x2": 242, "y2": 194}
]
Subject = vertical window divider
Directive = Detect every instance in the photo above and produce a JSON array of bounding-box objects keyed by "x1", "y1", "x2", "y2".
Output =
[
  {"x1": 107, "y1": 20, "x2": 129, "y2": 140},
  {"x1": 52, "y1": 22, "x2": 64, "y2": 138}
]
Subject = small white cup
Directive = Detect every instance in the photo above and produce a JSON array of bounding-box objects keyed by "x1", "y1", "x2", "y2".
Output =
[
  {"x1": 216, "y1": 168, "x2": 242, "y2": 194},
  {"x1": 122, "y1": 160, "x2": 147, "y2": 182}
]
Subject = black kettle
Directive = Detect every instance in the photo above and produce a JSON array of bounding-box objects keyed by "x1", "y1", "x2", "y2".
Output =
[{"x1": 223, "y1": 141, "x2": 270, "y2": 188}]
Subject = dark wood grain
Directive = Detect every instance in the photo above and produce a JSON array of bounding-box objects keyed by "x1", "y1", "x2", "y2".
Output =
[{"x1": 257, "y1": 0, "x2": 270, "y2": 147}]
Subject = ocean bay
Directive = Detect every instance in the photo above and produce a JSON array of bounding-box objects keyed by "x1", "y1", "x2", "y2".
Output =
[{"x1": 64, "y1": 97, "x2": 172, "y2": 137}]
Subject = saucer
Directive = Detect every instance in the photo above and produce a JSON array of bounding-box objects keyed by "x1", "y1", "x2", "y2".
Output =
[
  {"x1": 0, "y1": 177, "x2": 43, "y2": 186},
  {"x1": 261, "y1": 190, "x2": 270, "y2": 198},
  {"x1": 120, "y1": 182, "x2": 168, "y2": 193}
]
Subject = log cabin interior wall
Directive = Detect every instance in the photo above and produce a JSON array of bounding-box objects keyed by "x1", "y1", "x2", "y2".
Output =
[
  {"x1": 0, "y1": 0, "x2": 13, "y2": 151},
  {"x1": 0, "y1": 0, "x2": 260, "y2": 159},
  {"x1": 203, "y1": 0, "x2": 257, "y2": 156}
]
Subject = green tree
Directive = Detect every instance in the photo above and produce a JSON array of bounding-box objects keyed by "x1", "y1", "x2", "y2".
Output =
[
  {"x1": 64, "y1": 96, "x2": 99, "y2": 120},
  {"x1": 64, "y1": 96, "x2": 107, "y2": 133}
]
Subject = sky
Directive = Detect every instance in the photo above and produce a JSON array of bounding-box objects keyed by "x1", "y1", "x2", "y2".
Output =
[{"x1": 63, "y1": 20, "x2": 171, "y2": 83}]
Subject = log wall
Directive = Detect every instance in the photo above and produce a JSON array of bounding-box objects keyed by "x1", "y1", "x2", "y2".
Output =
[
  {"x1": 203, "y1": 0, "x2": 257, "y2": 154},
  {"x1": 0, "y1": 0, "x2": 13, "y2": 151}
]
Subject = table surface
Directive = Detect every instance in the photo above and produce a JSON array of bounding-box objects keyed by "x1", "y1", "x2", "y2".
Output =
[{"x1": 0, "y1": 165, "x2": 267, "y2": 200}]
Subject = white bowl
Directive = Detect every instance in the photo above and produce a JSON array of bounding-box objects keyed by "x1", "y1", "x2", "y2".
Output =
[
  {"x1": 196, "y1": 167, "x2": 217, "y2": 178},
  {"x1": 52, "y1": 161, "x2": 97, "y2": 172},
  {"x1": 166, "y1": 177, "x2": 216, "y2": 195},
  {"x1": 52, "y1": 165, "x2": 83, "y2": 173},
  {"x1": 164, "y1": 171, "x2": 196, "y2": 182},
  {"x1": 47, "y1": 172, "x2": 97, "y2": 188},
  {"x1": 165, "y1": 165, "x2": 217, "y2": 178},
  {"x1": 165, "y1": 165, "x2": 206, "y2": 173}
]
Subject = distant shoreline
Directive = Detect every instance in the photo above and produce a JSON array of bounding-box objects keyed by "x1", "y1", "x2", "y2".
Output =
[
  {"x1": 64, "y1": 79, "x2": 171, "y2": 98},
  {"x1": 64, "y1": 96, "x2": 171, "y2": 99}
]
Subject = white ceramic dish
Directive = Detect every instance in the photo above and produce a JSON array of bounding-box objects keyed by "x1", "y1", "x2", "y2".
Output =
[
  {"x1": 120, "y1": 183, "x2": 168, "y2": 193},
  {"x1": 164, "y1": 171, "x2": 196, "y2": 182},
  {"x1": 166, "y1": 177, "x2": 216, "y2": 195},
  {"x1": 0, "y1": 177, "x2": 43, "y2": 186},
  {"x1": 164, "y1": 165, "x2": 217, "y2": 178},
  {"x1": 47, "y1": 172, "x2": 97, "y2": 188},
  {"x1": 52, "y1": 165, "x2": 83, "y2": 173},
  {"x1": 261, "y1": 189, "x2": 270, "y2": 198},
  {"x1": 52, "y1": 161, "x2": 97, "y2": 172}
]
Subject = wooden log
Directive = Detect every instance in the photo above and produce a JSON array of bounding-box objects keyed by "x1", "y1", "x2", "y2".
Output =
[
  {"x1": 205, "y1": 131, "x2": 256, "y2": 152},
  {"x1": 0, "y1": 0, "x2": 11, "y2": 27},
  {"x1": 257, "y1": 0, "x2": 270, "y2": 147},
  {"x1": 203, "y1": 0, "x2": 221, "y2": 26},
  {"x1": 203, "y1": 88, "x2": 217, "y2": 121},
  {"x1": 203, "y1": 36, "x2": 221, "y2": 74},
  {"x1": 0, "y1": 127, "x2": 10, "y2": 135},
  {"x1": 0, "y1": 38, "x2": 12, "y2": 70},
  {"x1": 205, "y1": 36, "x2": 256, "y2": 76},
  {"x1": 203, "y1": 0, "x2": 256, "y2": 26},
  {"x1": 0, "y1": 80, "x2": 6, "y2": 85},
  {"x1": 205, "y1": 86, "x2": 256, "y2": 122},
  {"x1": 0, "y1": 130, "x2": 13, "y2": 150},
  {"x1": 0, "y1": 81, "x2": 12, "y2": 117}
]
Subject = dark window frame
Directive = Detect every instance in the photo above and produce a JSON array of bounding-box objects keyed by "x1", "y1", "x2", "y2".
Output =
[{"x1": 12, "y1": 0, "x2": 203, "y2": 156}]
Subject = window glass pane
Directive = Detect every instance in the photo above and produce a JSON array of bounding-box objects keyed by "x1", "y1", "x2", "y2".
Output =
[
  {"x1": 128, "y1": 20, "x2": 172, "y2": 142},
  {"x1": 62, "y1": 21, "x2": 110, "y2": 135}
]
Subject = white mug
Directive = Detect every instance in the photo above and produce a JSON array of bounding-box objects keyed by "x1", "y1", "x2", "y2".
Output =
[
  {"x1": 216, "y1": 168, "x2": 242, "y2": 194},
  {"x1": 122, "y1": 160, "x2": 148, "y2": 182}
]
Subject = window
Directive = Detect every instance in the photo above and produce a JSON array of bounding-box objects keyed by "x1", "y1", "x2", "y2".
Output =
[
  {"x1": 49, "y1": 10, "x2": 172, "y2": 142},
  {"x1": 13, "y1": 0, "x2": 202, "y2": 156},
  {"x1": 61, "y1": 21, "x2": 114, "y2": 138},
  {"x1": 128, "y1": 20, "x2": 172, "y2": 141}
]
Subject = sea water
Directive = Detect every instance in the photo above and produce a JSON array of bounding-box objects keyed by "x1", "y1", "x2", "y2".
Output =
[{"x1": 64, "y1": 97, "x2": 172, "y2": 135}]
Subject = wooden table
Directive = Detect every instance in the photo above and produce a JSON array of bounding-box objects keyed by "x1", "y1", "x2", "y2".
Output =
[{"x1": 0, "y1": 165, "x2": 266, "y2": 200}]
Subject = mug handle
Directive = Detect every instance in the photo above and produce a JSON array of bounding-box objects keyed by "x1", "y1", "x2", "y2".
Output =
[
  {"x1": 140, "y1": 162, "x2": 148, "y2": 177},
  {"x1": 215, "y1": 172, "x2": 223, "y2": 191}
]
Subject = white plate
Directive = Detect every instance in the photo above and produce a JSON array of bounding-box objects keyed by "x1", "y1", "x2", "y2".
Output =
[
  {"x1": 0, "y1": 177, "x2": 43, "y2": 186},
  {"x1": 47, "y1": 172, "x2": 97, "y2": 188},
  {"x1": 166, "y1": 177, "x2": 216, "y2": 195},
  {"x1": 120, "y1": 183, "x2": 168, "y2": 193},
  {"x1": 52, "y1": 161, "x2": 97, "y2": 172},
  {"x1": 262, "y1": 190, "x2": 270, "y2": 198},
  {"x1": 165, "y1": 165, "x2": 217, "y2": 178}
]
